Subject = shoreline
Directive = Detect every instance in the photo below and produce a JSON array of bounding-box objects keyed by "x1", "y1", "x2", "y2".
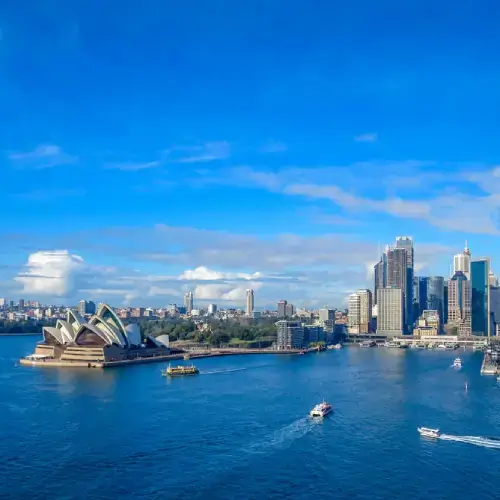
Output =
[{"x1": 18, "y1": 347, "x2": 319, "y2": 369}]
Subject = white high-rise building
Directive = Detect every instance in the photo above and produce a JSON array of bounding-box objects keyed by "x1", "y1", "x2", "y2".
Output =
[
  {"x1": 184, "y1": 291, "x2": 194, "y2": 313},
  {"x1": 207, "y1": 303, "x2": 217, "y2": 315},
  {"x1": 453, "y1": 241, "x2": 471, "y2": 280},
  {"x1": 376, "y1": 287, "x2": 404, "y2": 335},
  {"x1": 246, "y1": 289, "x2": 254, "y2": 316},
  {"x1": 348, "y1": 290, "x2": 372, "y2": 334}
]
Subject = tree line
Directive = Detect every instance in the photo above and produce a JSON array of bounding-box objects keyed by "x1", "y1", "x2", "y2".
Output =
[{"x1": 136, "y1": 318, "x2": 278, "y2": 346}]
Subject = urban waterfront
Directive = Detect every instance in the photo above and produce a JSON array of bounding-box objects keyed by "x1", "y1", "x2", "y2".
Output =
[{"x1": 3, "y1": 336, "x2": 500, "y2": 499}]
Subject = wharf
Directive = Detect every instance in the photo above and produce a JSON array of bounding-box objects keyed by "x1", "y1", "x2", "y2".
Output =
[
  {"x1": 19, "y1": 347, "x2": 317, "y2": 369},
  {"x1": 481, "y1": 351, "x2": 499, "y2": 375}
]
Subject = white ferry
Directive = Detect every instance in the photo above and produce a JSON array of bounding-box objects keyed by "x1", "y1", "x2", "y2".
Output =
[
  {"x1": 418, "y1": 427, "x2": 440, "y2": 438},
  {"x1": 310, "y1": 401, "x2": 333, "y2": 417},
  {"x1": 453, "y1": 357, "x2": 462, "y2": 368}
]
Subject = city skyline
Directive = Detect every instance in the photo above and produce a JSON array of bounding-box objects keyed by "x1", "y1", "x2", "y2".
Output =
[{"x1": 2, "y1": 2, "x2": 500, "y2": 308}]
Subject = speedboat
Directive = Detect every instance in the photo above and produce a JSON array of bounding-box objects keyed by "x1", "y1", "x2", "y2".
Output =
[
  {"x1": 417, "y1": 427, "x2": 440, "y2": 438},
  {"x1": 310, "y1": 401, "x2": 333, "y2": 417},
  {"x1": 453, "y1": 357, "x2": 462, "y2": 368}
]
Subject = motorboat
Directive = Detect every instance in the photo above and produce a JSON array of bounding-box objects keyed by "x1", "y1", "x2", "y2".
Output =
[
  {"x1": 437, "y1": 344, "x2": 446, "y2": 349},
  {"x1": 310, "y1": 401, "x2": 333, "y2": 417},
  {"x1": 385, "y1": 341, "x2": 399, "y2": 348},
  {"x1": 360, "y1": 341, "x2": 376, "y2": 348},
  {"x1": 418, "y1": 427, "x2": 440, "y2": 438},
  {"x1": 453, "y1": 357, "x2": 462, "y2": 368}
]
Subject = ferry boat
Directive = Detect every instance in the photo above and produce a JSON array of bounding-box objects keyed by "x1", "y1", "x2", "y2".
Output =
[
  {"x1": 385, "y1": 341, "x2": 399, "y2": 348},
  {"x1": 417, "y1": 427, "x2": 440, "y2": 438},
  {"x1": 162, "y1": 363, "x2": 199, "y2": 377},
  {"x1": 310, "y1": 401, "x2": 333, "y2": 417},
  {"x1": 360, "y1": 341, "x2": 376, "y2": 348},
  {"x1": 453, "y1": 357, "x2": 462, "y2": 368}
]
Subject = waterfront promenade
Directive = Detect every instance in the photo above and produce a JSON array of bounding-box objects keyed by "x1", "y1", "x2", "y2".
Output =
[{"x1": 19, "y1": 346, "x2": 316, "y2": 369}]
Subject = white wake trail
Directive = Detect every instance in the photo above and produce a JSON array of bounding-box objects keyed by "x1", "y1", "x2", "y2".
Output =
[
  {"x1": 440, "y1": 434, "x2": 500, "y2": 449},
  {"x1": 244, "y1": 417, "x2": 316, "y2": 455}
]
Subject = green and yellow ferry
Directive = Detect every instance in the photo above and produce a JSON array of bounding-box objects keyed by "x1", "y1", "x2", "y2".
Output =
[{"x1": 162, "y1": 363, "x2": 199, "y2": 377}]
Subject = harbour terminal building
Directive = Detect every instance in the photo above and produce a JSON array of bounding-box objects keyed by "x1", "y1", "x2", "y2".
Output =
[{"x1": 22, "y1": 304, "x2": 170, "y2": 367}]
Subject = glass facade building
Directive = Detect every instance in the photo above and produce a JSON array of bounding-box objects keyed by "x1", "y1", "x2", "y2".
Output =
[
  {"x1": 471, "y1": 259, "x2": 490, "y2": 336},
  {"x1": 426, "y1": 276, "x2": 445, "y2": 327}
]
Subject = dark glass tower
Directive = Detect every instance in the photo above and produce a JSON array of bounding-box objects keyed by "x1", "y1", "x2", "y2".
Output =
[
  {"x1": 373, "y1": 254, "x2": 387, "y2": 305},
  {"x1": 412, "y1": 277, "x2": 428, "y2": 320},
  {"x1": 426, "y1": 276, "x2": 444, "y2": 328},
  {"x1": 471, "y1": 259, "x2": 490, "y2": 336},
  {"x1": 396, "y1": 237, "x2": 414, "y2": 331}
]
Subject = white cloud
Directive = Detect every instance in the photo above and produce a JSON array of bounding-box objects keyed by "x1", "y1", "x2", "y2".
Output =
[
  {"x1": 15, "y1": 251, "x2": 85, "y2": 296},
  {"x1": 9, "y1": 144, "x2": 76, "y2": 168},
  {"x1": 105, "y1": 160, "x2": 161, "y2": 171},
  {"x1": 178, "y1": 266, "x2": 261, "y2": 281},
  {"x1": 172, "y1": 141, "x2": 230, "y2": 163},
  {"x1": 354, "y1": 132, "x2": 378, "y2": 142},
  {"x1": 193, "y1": 282, "x2": 263, "y2": 301}
]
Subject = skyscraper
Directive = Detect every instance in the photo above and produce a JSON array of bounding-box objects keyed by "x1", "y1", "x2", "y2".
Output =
[
  {"x1": 412, "y1": 276, "x2": 428, "y2": 320},
  {"x1": 396, "y1": 236, "x2": 414, "y2": 330},
  {"x1": 386, "y1": 246, "x2": 408, "y2": 331},
  {"x1": 373, "y1": 254, "x2": 387, "y2": 305},
  {"x1": 348, "y1": 289, "x2": 372, "y2": 334},
  {"x1": 376, "y1": 287, "x2": 404, "y2": 335},
  {"x1": 277, "y1": 300, "x2": 287, "y2": 318},
  {"x1": 471, "y1": 258, "x2": 491, "y2": 337},
  {"x1": 245, "y1": 289, "x2": 254, "y2": 316},
  {"x1": 18, "y1": 299, "x2": 25, "y2": 310},
  {"x1": 184, "y1": 291, "x2": 194, "y2": 313},
  {"x1": 447, "y1": 271, "x2": 471, "y2": 336},
  {"x1": 285, "y1": 303, "x2": 295, "y2": 317},
  {"x1": 426, "y1": 276, "x2": 444, "y2": 327},
  {"x1": 453, "y1": 241, "x2": 471, "y2": 280}
]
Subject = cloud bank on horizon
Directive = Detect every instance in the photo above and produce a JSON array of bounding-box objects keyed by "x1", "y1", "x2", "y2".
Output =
[{"x1": 1, "y1": 0, "x2": 500, "y2": 308}]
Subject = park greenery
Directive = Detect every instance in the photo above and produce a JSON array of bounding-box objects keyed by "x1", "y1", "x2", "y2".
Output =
[
  {"x1": 137, "y1": 318, "x2": 278, "y2": 347},
  {"x1": 0, "y1": 320, "x2": 54, "y2": 334}
]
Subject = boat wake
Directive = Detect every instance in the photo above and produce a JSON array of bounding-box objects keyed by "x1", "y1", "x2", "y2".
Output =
[
  {"x1": 244, "y1": 417, "x2": 316, "y2": 455},
  {"x1": 440, "y1": 434, "x2": 500, "y2": 449},
  {"x1": 201, "y1": 364, "x2": 269, "y2": 375},
  {"x1": 201, "y1": 367, "x2": 249, "y2": 375}
]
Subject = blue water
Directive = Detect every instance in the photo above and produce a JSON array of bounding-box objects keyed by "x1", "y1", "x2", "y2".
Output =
[{"x1": 2, "y1": 337, "x2": 500, "y2": 499}]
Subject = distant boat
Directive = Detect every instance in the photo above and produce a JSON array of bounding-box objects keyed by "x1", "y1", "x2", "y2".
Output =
[
  {"x1": 162, "y1": 363, "x2": 199, "y2": 377},
  {"x1": 310, "y1": 401, "x2": 333, "y2": 417},
  {"x1": 453, "y1": 357, "x2": 462, "y2": 368},
  {"x1": 418, "y1": 427, "x2": 440, "y2": 438}
]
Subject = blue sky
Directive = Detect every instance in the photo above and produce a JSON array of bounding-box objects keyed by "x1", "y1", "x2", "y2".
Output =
[{"x1": 1, "y1": 0, "x2": 500, "y2": 308}]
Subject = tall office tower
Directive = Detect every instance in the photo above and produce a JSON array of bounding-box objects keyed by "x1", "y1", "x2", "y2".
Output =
[
  {"x1": 412, "y1": 277, "x2": 428, "y2": 320},
  {"x1": 443, "y1": 284, "x2": 449, "y2": 324},
  {"x1": 276, "y1": 320, "x2": 304, "y2": 350},
  {"x1": 447, "y1": 271, "x2": 472, "y2": 336},
  {"x1": 318, "y1": 307, "x2": 335, "y2": 322},
  {"x1": 386, "y1": 246, "x2": 408, "y2": 331},
  {"x1": 347, "y1": 293, "x2": 361, "y2": 334},
  {"x1": 471, "y1": 258, "x2": 491, "y2": 337},
  {"x1": 18, "y1": 299, "x2": 25, "y2": 310},
  {"x1": 277, "y1": 300, "x2": 287, "y2": 318},
  {"x1": 348, "y1": 290, "x2": 372, "y2": 334},
  {"x1": 245, "y1": 289, "x2": 254, "y2": 316},
  {"x1": 373, "y1": 254, "x2": 387, "y2": 305},
  {"x1": 489, "y1": 271, "x2": 499, "y2": 287},
  {"x1": 285, "y1": 303, "x2": 295, "y2": 317},
  {"x1": 453, "y1": 241, "x2": 471, "y2": 280},
  {"x1": 376, "y1": 287, "x2": 404, "y2": 335},
  {"x1": 79, "y1": 300, "x2": 96, "y2": 316},
  {"x1": 426, "y1": 276, "x2": 445, "y2": 328},
  {"x1": 396, "y1": 236, "x2": 414, "y2": 330},
  {"x1": 184, "y1": 291, "x2": 194, "y2": 313}
]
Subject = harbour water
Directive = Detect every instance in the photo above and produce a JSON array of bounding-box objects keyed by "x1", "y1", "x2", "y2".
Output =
[{"x1": 2, "y1": 336, "x2": 500, "y2": 499}]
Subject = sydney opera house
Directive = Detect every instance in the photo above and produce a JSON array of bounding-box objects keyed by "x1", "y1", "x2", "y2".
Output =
[{"x1": 22, "y1": 303, "x2": 170, "y2": 367}]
